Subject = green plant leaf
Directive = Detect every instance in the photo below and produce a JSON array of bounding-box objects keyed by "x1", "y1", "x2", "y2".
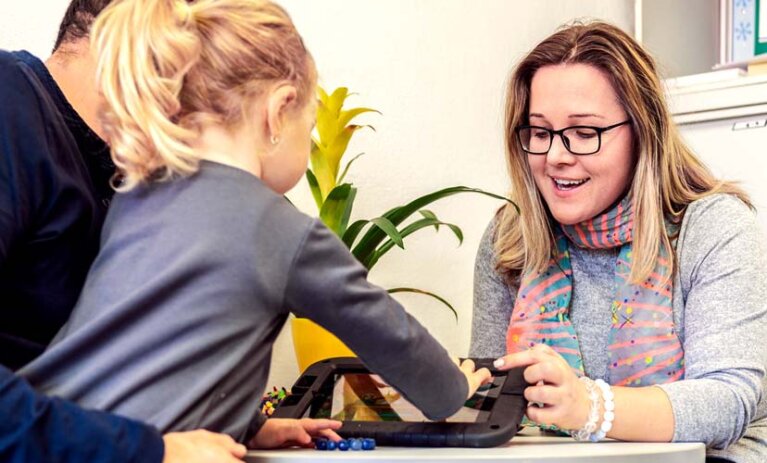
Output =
[
  {"x1": 353, "y1": 186, "x2": 517, "y2": 265},
  {"x1": 319, "y1": 184, "x2": 356, "y2": 237},
  {"x1": 364, "y1": 216, "x2": 463, "y2": 268},
  {"x1": 369, "y1": 217, "x2": 404, "y2": 250},
  {"x1": 419, "y1": 209, "x2": 438, "y2": 230},
  {"x1": 305, "y1": 169, "x2": 323, "y2": 211},
  {"x1": 387, "y1": 287, "x2": 458, "y2": 321},
  {"x1": 337, "y1": 152, "x2": 364, "y2": 184},
  {"x1": 444, "y1": 223, "x2": 463, "y2": 244},
  {"x1": 337, "y1": 186, "x2": 357, "y2": 237},
  {"x1": 341, "y1": 219, "x2": 370, "y2": 249}
]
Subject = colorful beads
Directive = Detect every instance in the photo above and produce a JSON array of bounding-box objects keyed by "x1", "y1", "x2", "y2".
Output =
[
  {"x1": 259, "y1": 387, "x2": 288, "y2": 417},
  {"x1": 315, "y1": 438, "x2": 375, "y2": 451}
]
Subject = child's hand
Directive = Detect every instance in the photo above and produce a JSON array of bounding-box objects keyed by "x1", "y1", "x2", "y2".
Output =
[
  {"x1": 459, "y1": 358, "x2": 493, "y2": 400},
  {"x1": 248, "y1": 418, "x2": 343, "y2": 449}
]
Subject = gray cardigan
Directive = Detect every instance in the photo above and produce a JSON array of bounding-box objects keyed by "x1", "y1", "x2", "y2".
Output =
[
  {"x1": 20, "y1": 161, "x2": 468, "y2": 442},
  {"x1": 470, "y1": 194, "x2": 767, "y2": 463}
]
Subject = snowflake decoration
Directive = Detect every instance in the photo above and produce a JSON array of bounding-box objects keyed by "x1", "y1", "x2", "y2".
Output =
[{"x1": 735, "y1": 21, "x2": 752, "y2": 42}]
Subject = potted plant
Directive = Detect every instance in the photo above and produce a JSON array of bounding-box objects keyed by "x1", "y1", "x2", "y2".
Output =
[{"x1": 291, "y1": 87, "x2": 516, "y2": 372}]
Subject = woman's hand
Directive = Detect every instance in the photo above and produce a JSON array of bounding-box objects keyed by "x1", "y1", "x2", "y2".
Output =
[
  {"x1": 248, "y1": 418, "x2": 342, "y2": 449},
  {"x1": 493, "y1": 343, "x2": 590, "y2": 431}
]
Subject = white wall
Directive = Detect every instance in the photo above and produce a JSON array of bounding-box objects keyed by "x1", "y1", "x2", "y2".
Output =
[
  {"x1": 0, "y1": 1, "x2": 69, "y2": 58},
  {"x1": 0, "y1": 1, "x2": 634, "y2": 390}
]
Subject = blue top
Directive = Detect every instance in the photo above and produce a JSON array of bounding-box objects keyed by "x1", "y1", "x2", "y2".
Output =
[
  {"x1": 0, "y1": 362, "x2": 163, "y2": 462},
  {"x1": 0, "y1": 50, "x2": 114, "y2": 370}
]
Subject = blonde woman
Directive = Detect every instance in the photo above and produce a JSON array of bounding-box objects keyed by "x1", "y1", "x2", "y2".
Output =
[
  {"x1": 20, "y1": 0, "x2": 491, "y2": 449},
  {"x1": 470, "y1": 21, "x2": 767, "y2": 463}
]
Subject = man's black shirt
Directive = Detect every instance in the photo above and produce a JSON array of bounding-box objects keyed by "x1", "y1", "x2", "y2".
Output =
[{"x1": 0, "y1": 50, "x2": 114, "y2": 370}]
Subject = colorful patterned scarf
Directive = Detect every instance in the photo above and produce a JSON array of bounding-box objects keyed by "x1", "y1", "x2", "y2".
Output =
[{"x1": 506, "y1": 197, "x2": 684, "y2": 386}]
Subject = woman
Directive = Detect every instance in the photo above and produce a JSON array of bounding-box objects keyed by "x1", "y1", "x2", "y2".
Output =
[{"x1": 470, "y1": 21, "x2": 767, "y2": 463}]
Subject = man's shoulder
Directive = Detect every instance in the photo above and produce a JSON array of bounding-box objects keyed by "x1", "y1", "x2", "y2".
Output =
[
  {"x1": 0, "y1": 50, "x2": 34, "y2": 85},
  {"x1": 0, "y1": 49, "x2": 21, "y2": 67},
  {"x1": 0, "y1": 50, "x2": 51, "y2": 114}
]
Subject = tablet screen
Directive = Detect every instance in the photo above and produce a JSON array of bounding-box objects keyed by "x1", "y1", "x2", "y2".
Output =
[{"x1": 304, "y1": 373, "x2": 503, "y2": 423}]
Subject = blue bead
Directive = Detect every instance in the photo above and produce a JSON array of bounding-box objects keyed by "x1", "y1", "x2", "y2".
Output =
[
  {"x1": 314, "y1": 439, "x2": 328, "y2": 450},
  {"x1": 326, "y1": 440, "x2": 337, "y2": 450},
  {"x1": 350, "y1": 438, "x2": 363, "y2": 450},
  {"x1": 338, "y1": 439, "x2": 350, "y2": 451},
  {"x1": 362, "y1": 438, "x2": 376, "y2": 450}
]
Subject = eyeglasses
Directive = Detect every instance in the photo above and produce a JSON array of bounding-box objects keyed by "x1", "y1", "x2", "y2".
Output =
[{"x1": 515, "y1": 120, "x2": 631, "y2": 155}]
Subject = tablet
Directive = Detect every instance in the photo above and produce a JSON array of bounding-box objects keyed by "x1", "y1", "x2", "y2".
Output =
[{"x1": 271, "y1": 357, "x2": 527, "y2": 447}]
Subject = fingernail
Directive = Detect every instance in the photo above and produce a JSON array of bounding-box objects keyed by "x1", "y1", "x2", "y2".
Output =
[{"x1": 493, "y1": 358, "x2": 505, "y2": 368}]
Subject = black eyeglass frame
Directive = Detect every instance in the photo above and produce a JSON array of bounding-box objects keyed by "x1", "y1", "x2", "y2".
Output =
[{"x1": 515, "y1": 120, "x2": 632, "y2": 156}]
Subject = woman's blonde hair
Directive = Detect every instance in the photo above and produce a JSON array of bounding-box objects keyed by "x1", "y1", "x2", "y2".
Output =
[
  {"x1": 496, "y1": 20, "x2": 750, "y2": 283},
  {"x1": 92, "y1": 0, "x2": 315, "y2": 191}
]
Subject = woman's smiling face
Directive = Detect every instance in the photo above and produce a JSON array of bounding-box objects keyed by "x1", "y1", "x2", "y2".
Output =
[{"x1": 526, "y1": 63, "x2": 635, "y2": 225}]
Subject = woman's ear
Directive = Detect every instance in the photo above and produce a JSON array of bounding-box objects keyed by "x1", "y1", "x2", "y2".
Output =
[{"x1": 266, "y1": 84, "x2": 298, "y2": 144}]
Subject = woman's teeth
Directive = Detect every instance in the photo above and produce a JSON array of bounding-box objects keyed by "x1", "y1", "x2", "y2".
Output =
[{"x1": 553, "y1": 178, "x2": 588, "y2": 190}]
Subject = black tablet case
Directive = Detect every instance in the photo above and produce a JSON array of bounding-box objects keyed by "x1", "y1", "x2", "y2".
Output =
[{"x1": 271, "y1": 357, "x2": 528, "y2": 447}]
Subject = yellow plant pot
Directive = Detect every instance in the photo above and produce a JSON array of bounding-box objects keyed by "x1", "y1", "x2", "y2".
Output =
[{"x1": 291, "y1": 317, "x2": 356, "y2": 373}]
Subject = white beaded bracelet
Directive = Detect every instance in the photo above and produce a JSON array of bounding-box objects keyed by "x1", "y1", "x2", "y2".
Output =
[
  {"x1": 591, "y1": 378, "x2": 615, "y2": 442},
  {"x1": 572, "y1": 376, "x2": 600, "y2": 441}
]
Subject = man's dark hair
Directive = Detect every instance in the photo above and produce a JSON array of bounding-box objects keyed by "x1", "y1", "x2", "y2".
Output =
[{"x1": 53, "y1": 0, "x2": 113, "y2": 52}]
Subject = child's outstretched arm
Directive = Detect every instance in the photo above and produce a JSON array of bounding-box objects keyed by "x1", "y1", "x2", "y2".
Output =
[
  {"x1": 248, "y1": 418, "x2": 342, "y2": 449},
  {"x1": 285, "y1": 220, "x2": 491, "y2": 420}
]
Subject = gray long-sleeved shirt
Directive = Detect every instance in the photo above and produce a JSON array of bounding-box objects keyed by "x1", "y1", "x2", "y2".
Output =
[
  {"x1": 20, "y1": 161, "x2": 468, "y2": 442},
  {"x1": 470, "y1": 194, "x2": 767, "y2": 463}
]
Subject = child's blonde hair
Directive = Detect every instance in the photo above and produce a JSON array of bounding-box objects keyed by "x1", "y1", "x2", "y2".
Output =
[{"x1": 92, "y1": 0, "x2": 315, "y2": 191}]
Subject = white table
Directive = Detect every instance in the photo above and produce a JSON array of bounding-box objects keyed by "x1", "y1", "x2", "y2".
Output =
[{"x1": 245, "y1": 428, "x2": 705, "y2": 462}]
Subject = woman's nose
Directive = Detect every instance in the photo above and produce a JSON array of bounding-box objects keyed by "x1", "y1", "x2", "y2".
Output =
[{"x1": 546, "y1": 134, "x2": 577, "y2": 166}]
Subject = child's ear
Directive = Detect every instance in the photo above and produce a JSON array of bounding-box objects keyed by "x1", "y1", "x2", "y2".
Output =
[{"x1": 266, "y1": 84, "x2": 298, "y2": 142}]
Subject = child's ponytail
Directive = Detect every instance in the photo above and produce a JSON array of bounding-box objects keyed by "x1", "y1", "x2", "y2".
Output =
[
  {"x1": 92, "y1": 0, "x2": 314, "y2": 191},
  {"x1": 92, "y1": 0, "x2": 203, "y2": 191}
]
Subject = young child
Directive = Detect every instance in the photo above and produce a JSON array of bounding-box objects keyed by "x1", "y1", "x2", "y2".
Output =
[{"x1": 20, "y1": 0, "x2": 491, "y2": 449}]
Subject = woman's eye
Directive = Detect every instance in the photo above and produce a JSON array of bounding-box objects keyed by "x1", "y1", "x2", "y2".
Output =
[{"x1": 574, "y1": 129, "x2": 597, "y2": 139}]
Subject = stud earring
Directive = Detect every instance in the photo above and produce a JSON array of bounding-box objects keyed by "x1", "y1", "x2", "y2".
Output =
[{"x1": 270, "y1": 135, "x2": 280, "y2": 145}]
